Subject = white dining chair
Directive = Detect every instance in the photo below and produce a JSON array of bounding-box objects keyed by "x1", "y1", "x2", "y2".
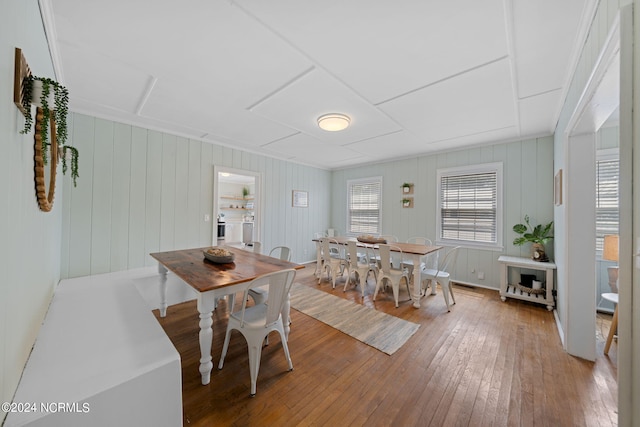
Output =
[
  {"x1": 373, "y1": 244, "x2": 411, "y2": 307},
  {"x1": 318, "y1": 237, "x2": 348, "y2": 288},
  {"x1": 218, "y1": 269, "x2": 296, "y2": 396},
  {"x1": 421, "y1": 246, "x2": 460, "y2": 311},
  {"x1": 344, "y1": 240, "x2": 378, "y2": 296},
  {"x1": 269, "y1": 245, "x2": 292, "y2": 261},
  {"x1": 403, "y1": 237, "x2": 432, "y2": 277},
  {"x1": 249, "y1": 245, "x2": 292, "y2": 306}
]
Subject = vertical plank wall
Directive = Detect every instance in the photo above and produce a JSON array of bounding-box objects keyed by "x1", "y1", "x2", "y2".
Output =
[
  {"x1": 60, "y1": 113, "x2": 331, "y2": 279},
  {"x1": 331, "y1": 136, "x2": 554, "y2": 289},
  {"x1": 1, "y1": 0, "x2": 62, "y2": 416}
]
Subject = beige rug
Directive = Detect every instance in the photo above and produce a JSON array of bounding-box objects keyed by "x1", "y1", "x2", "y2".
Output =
[{"x1": 289, "y1": 283, "x2": 420, "y2": 355}]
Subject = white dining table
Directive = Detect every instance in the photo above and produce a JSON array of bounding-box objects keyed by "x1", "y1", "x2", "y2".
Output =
[{"x1": 313, "y1": 236, "x2": 443, "y2": 308}]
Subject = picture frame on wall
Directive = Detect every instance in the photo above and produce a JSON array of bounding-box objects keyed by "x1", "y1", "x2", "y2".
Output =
[
  {"x1": 292, "y1": 190, "x2": 308, "y2": 208},
  {"x1": 554, "y1": 169, "x2": 563, "y2": 206}
]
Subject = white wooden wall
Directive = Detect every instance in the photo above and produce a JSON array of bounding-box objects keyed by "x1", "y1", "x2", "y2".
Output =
[
  {"x1": 0, "y1": 0, "x2": 62, "y2": 418},
  {"x1": 331, "y1": 136, "x2": 554, "y2": 290},
  {"x1": 60, "y1": 113, "x2": 331, "y2": 278}
]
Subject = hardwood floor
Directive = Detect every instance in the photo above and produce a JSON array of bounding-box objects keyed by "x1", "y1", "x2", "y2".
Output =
[{"x1": 154, "y1": 263, "x2": 618, "y2": 426}]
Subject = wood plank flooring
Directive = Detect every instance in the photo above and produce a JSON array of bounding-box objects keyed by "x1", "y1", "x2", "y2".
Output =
[{"x1": 153, "y1": 263, "x2": 618, "y2": 426}]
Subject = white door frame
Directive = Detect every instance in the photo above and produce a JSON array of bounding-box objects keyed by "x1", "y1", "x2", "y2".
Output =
[
  {"x1": 212, "y1": 166, "x2": 263, "y2": 244},
  {"x1": 562, "y1": 6, "x2": 635, "y2": 424},
  {"x1": 563, "y1": 13, "x2": 622, "y2": 361}
]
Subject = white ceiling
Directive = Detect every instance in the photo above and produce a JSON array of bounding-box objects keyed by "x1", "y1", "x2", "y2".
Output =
[{"x1": 42, "y1": 0, "x2": 592, "y2": 170}]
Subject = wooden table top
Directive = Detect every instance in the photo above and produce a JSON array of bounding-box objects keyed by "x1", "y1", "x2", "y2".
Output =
[
  {"x1": 150, "y1": 246, "x2": 304, "y2": 293},
  {"x1": 313, "y1": 236, "x2": 442, "y2": 256}
]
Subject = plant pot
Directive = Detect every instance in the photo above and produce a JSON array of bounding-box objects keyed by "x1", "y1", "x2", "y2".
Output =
[
  {"x1": 531, "y1": 243, "x2": 547, "y2": 261},
  {"x1": 31, "y1": 80, "x2": 54, "y2": 108}
]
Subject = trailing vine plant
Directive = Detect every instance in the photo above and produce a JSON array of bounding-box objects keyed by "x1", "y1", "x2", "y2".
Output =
[
  {"x1": 61, "y1": 145, "x2": 79, "y2": 187},
  {"x1": 20, "y1": 75, "x2": 78, "y2": 186}
]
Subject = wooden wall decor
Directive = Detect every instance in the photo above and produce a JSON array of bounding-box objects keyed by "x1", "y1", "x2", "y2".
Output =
[
  {"x1": 14, "y1": 48, "x2": 32, "y2": 116},
  {"x1": 34, "y1": 107, "x2": 59, "y2": 212}
]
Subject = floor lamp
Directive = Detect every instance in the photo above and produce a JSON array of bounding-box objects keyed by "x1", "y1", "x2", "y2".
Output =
[{"x1": 603, "y1": 234, "x2": 619, "y2": 293}]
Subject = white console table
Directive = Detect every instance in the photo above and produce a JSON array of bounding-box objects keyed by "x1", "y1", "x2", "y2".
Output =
[{"x1": 498, "y1": 255, "x2": 556, "y2": 311}]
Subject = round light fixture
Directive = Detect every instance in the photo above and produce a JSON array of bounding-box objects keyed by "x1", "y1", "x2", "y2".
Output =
[{"x1": 317, "y1": 113, "x2": 351, "y2": 132}]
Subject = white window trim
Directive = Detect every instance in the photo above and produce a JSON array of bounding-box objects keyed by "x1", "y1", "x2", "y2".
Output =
[
  {"x1": 346, "y1": 176, "x2": 383, "y2": 237},
  {"x1": 435, "y1": 162, "x2": 503, "y2": 251}
]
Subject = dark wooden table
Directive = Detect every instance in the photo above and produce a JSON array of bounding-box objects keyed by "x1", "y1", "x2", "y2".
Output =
[{"x1": 150, "y1": 246, "x2": 304, "y2": 385}]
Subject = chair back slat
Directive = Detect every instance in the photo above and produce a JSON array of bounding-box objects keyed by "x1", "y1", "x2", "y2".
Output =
[
  {"x1": 269, "y1": 246, "x2": 292, "y2": 261},
  {"x1": 347, "y1": 240, "x2": 359, "y2": 268},
  {"x1": 438, "y1": 246, "x2": 461, "y2": 275},
  {"x1": 239, "y1": 269, "x2": 296, "y2": 327}
]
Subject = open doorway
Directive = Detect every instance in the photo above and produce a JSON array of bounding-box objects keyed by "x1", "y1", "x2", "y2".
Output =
[
  {"x1": 562, "y1": 13, "x2": 622, "y2": 361},
  {"x1": 212, "y1": 166, "x2": 262, "y2": 247}
]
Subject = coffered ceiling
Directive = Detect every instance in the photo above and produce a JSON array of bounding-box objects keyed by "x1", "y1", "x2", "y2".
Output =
[{"x1": 42, "y1": 0, "x2": 593, "y2": 170}]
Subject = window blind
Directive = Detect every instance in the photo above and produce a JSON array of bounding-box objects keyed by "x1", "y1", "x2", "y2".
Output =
[
  {"x1": 596, "y1": 158, "x2": 619, "y2": 252},
  {"x1": 347, "y1": 179, "x2": 381, "y2": 234},
  {"x1": 440, "y1": 171, "x2": 497, "y2": 243}
]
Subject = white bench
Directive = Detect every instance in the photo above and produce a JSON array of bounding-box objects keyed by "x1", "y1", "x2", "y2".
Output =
[{"x1": 5, "y1": 271, "x2": 183, "y2": 427}]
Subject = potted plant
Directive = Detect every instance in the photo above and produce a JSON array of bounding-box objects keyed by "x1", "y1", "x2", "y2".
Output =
[
  {"x1": 242, "y1": 186, "x2": 250, "y2": 199},
  {"x1": 402, "y1": 182, "x2": 413, "y2": 193},
  {"x1": 512, "y1": 215, "x2": 554, "y2": 261},
  {"x1": 402, "y1": 198, "x2": 412, "y2": 207},
  {"x1": 21, "y1": 75, "x2": 79, "y2": 186}
]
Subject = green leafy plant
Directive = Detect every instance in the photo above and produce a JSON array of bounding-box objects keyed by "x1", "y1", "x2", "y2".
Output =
[
  {"x1": 21, "y1": 75, "x2": 79, "y2": 186},
  {"x1": 242, "y1": 186, "x2": 250, "y2": 198},
  {"x1": 512, "y1": 215, "x2": 554, "y2": 246}
]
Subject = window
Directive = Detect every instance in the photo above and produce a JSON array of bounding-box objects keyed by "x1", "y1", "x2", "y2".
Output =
[
  {"x1": 596, "y1": 153, "x2": 619, "y2": 253},
  {"x1": 436, "y1": 163, "x2": 503, "y2": 249},
  {"x1": 347, "y1": 177, "x2": 382, "y2": 235}
]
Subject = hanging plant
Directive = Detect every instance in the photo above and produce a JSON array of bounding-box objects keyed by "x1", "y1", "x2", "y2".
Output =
[
  {"x1": 20, "y1": 75, "x2": 78, "y2": 185},
  {"x1": 60, "y1": 145, "x2": 80, "y2": 187}
]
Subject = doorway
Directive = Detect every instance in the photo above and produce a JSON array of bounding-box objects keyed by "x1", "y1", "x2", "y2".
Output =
[{"x1": 212, "y1": 166, "x2": 262, "y2": 247}]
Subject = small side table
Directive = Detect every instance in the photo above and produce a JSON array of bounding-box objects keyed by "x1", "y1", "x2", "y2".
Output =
[
  {"x1": 602, "y1": 292, "x2": 619, "y2": 355},
  {"x1": 498, "y1": 255, "x2": 557, "y2": 311}
]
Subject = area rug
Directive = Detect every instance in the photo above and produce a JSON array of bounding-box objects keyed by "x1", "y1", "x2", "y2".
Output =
[{"x1": 289, "y1": 283, "x2": 420, "y2": 355}]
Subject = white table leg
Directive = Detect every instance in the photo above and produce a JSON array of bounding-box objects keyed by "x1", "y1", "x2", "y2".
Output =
[
  {"x1": 158, "y1": 263, "x2": 168, "y2": 317},
  {"x1": 197, "y1": 293, "x2": 217, "y2": 385},
  {"x1": 411, "y1": 253, "x2": 422, "y2": 308}
]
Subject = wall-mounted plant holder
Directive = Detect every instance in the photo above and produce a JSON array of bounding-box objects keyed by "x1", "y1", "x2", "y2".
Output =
[
  {"x1": 34, "y1": 107, "x2": 59, "y2": 212},
  {"x1": 13, "y1": 48, "x2": 32, "y2": 116},
  {"x1": 402, "y1": 183, "x2": 414, "y2": 194},
  {"x1": 402, "y1": 197, "x2": 413, "y2": 208},
  {"x1": 13, "y1": 47, "x2": 79, "y2": 211}
]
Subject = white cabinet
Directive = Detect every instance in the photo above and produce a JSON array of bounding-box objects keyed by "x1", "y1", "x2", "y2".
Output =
[
  {"x1": 225, "y1": 222, "x2": 243, "y2": 243},
  {"x1": 498, "y1": 255, "x2": 556, "y2": 311}
]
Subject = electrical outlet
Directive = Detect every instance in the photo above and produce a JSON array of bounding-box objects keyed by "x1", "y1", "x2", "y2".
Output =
[{"x1": 478, "y1": 271, "x2": 485, "y2": 280}]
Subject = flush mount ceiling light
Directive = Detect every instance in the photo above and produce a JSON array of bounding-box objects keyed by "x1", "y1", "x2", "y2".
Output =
[{"x1": 317, "y1": 113, "x2": 351, "y2": 131}]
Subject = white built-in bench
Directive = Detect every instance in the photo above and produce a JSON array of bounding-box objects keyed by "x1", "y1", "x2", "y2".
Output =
[{"x1": 5, "y1": 270, "x2": 183, "y2": 427}]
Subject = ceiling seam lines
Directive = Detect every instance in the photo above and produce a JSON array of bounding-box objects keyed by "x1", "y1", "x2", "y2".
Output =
[
  {"x1": 374, "y1": 55, "x2": 510, "y2": 107},
  {"x1": 135, "y1": 76, "x2": 158, "y2": 116},
  {"x1": 230, "y1": 0, "x2": 406, "y2": 130},
  {"x1": 501, "y1": 0, "x2": 522, "y2": 138},
  {"x1": 246, "y1": 66, "x2": 316, "y2": 111}
]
